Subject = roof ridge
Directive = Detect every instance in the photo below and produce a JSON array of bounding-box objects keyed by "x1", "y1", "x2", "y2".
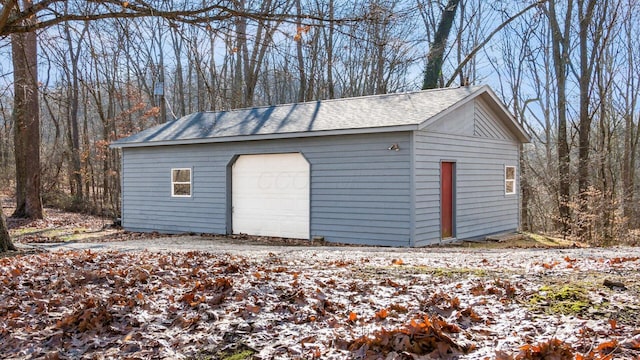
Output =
[{"x1": 201, "y1": 86, "x2": 479, "y2": 114}]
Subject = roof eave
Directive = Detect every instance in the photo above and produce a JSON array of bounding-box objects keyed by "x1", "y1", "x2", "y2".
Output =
[{"x1": 109, "y1": 124, "x2": 419, "y2": 149}]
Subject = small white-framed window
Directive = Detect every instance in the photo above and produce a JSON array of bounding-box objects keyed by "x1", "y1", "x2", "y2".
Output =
[
  {"x1": 505, "y1": 166, "x2": 516, "y2": 195},
  {"x1": 171, "y1": 168, "x2": 192, "y2": 197}
]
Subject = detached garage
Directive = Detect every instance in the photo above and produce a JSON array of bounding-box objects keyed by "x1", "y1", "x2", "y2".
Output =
[{"x1": 111, "y1": 85, "x2": 529, "y2": 247}]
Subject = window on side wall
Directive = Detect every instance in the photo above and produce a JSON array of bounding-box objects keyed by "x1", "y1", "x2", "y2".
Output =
[
  {"x1": 171, "y1": 168, "x2": 192, "y2": 197},
  {"x1": 505, "y1": 166, "x2": 516, "y2": 195}
]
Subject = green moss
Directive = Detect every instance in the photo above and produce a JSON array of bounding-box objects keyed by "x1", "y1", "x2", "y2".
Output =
[
  {"x1": 194, "y1": 343, "x2": 256, "y2": 360},
  {"x1": 223, "y1": 350, "x2": 255, "y2": 360},
  {"x1": 10, "y1": 227, "x2": 41, "y2": 236},
  {"x1": 431, "y1": 267, "x2": 488, "y2": 277},
  {"x1": 529, "y1": 284, "x2": 595, "y2": 316},
  {"x1": 359, "y1": 265, "x2": 491, "y2": 279}
]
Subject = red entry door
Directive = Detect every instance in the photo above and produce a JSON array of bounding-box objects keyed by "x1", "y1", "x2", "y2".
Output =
[{"x1": 441, "y1": 162, "x2": 454, "y2": 238}]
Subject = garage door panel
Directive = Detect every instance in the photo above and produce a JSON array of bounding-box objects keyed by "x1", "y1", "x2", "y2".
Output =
[{"x1": 232, "y1": 153, "x2": 310, "y2": 239}]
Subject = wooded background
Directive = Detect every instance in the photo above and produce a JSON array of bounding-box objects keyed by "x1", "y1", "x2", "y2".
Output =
[{"x1": 0, "y1": 0, "x2": 638, "y2": 246}]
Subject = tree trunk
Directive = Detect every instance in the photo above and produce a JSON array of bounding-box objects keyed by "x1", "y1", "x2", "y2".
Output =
[
  {"x1": 621, "y1": 6, "x2": 639, "y2": 229},
  {"x1": 304, "y1": 29, "x2": 319, "y2": 101},
  {"x1": 622, "y1": 112, "x2": 638, "y2": 228},
  {"x1": 513, "y1": 93, "x2": 530, "y2": 232},
  {"x1": 170, "y1": 28, "x2": 186, "y2": 117},
  {"x1": 0, "y1": 113, "x2": 6, "y2": 173},
  {"x1": 1, "y1": 203, "x2": 17, "y2": 252},
  {"x1": 374, "y1": 32, "x2": 386, "y2": 94},
  {"x1": 326, "y1": 0, "x2": 335, "y2": 99},
  {"x1": 295, "y1": 0, "x2": 306, "y2": 103},
  {"x1": 63, "y1": 20, "x2": 84, "y2": 208},
  {"x1": 11, "y1": 2, "x2": 43, "y2": 219},
  {"x1": 576, "y1": 0, "x2": 598, "y2": 237},
  {"x1": 422, "y1": 0, "x2": 460, "y2": 90},
  {"x1": 232, "y1": 0, "x2": 246, "y2": 108},
  {"x1": 546, "y1": 0, "x2": 572, "y2": 235}
]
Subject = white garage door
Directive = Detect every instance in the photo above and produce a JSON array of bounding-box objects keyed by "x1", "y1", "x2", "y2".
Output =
[{"x1": 232, "y1": 153, "x2": 310, "y2": 239}]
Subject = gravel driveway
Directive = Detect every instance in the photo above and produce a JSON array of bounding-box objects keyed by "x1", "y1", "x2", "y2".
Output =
[{"x1": 30, "y1": 234, "x2": 640, "y2": 263}]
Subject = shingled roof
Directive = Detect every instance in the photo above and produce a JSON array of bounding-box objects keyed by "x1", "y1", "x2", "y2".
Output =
[{"x1": 111, "y1": 85, "x2": 528, "y2": 148}]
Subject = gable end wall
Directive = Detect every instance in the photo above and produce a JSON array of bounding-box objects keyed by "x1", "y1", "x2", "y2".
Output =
[{"x1": 414, "y1": 98, "x2": 520, "y2": 246}]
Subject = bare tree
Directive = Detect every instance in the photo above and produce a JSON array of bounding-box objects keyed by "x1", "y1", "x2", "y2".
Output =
[
  {"x1": 323, "y1": 0, "x2": 335, "y2": 99},
  {"x1": 575, "y1": 0, "x2": 607, "y2": 235},
  {"x1": 445, "y1": 0, "x2": 548, "y2": 87},
  {"x1": 0, "y1": 1, "x2": 325, "y2": 36},
  {"x1": 0, "y1": 88, "x2": 13, "y2": 184},
  {"x1": 169, "y1": 24, "x2": 187, "y2": 118},
  {"x1": 0, "y1": 204, "x2": 17, "y2": 252},
  {"x1": 62, "y1": 18, "x2": 89, "y2": 208},
  {"x1": 11, "y1": 0, "x2": 42, "y2": 219},
  {"x1": 545, "y1": 0, "x2": 572, "y2": 235},
  {"x1": 621, "y1": 0, "x2": 640, "y2": 228},
  {"x1": 491, "y1": 12, "x2": 540, "y2": 231},
  {"x1": 422, "y1": 0, "x2": 460, "y2": 89}
]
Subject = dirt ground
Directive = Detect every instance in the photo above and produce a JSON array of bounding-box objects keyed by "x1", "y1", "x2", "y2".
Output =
[{"x1": 1, "y1": 206, "x2": 640, "y2": 359}]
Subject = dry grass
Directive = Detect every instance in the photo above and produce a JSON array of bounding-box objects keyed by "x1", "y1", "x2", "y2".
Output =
[{"x1": 446, "y1": 232, "x2": 583, "y2": 249}]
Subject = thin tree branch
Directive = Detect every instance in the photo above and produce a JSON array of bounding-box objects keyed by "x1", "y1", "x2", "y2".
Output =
[
  {"x1": 0, "y1": 0, "x2": 18, "y2": 32},
  {"x1": 0, "y1": 0, "x2": 363, "y2": 37},
  {"x1": 445, "y1": 0, "x2": 547, "y2": 87}
]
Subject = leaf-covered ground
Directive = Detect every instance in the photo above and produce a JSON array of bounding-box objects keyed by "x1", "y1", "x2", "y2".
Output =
[
  {"x1": 4, "y1": 202, "x2": 342, "y2": 248},
  {"x1": 1, "y1": 245, "x2": 639, "y2": 359},
  {"x1": 1, "y1": 202, "x2": 639, "y2": 359}
]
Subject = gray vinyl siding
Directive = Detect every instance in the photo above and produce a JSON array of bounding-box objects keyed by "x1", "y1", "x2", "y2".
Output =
[
  {"x1": 413, "y1": 97, "x2": 521, "y2": 246},
  {"x1": 413, "y1": 131, "x2": 520, "y2": 246},
  {"x1": 474, "y1": 100, "x2": 512, "y2": 140},
  {"x1": 121, "y1": 132, "x2": 412, "y2": 246},
  {"x1": 425, "y1": 101, "x2": 475, "y2": 136}
]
